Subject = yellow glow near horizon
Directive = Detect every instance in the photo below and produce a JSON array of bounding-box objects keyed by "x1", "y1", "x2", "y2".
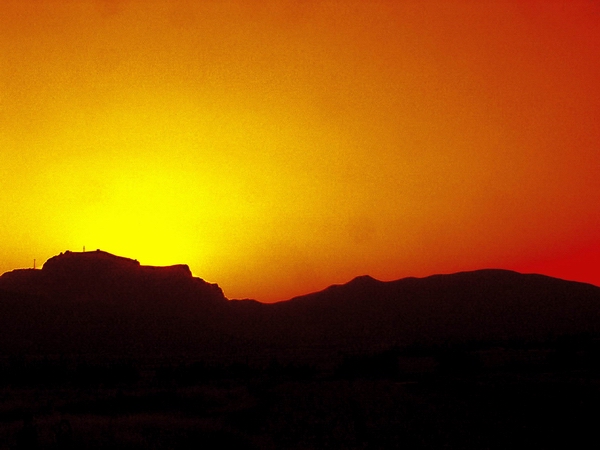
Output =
[{"x1": 1, "y1": 1, "x2": 599, "y2": 301}]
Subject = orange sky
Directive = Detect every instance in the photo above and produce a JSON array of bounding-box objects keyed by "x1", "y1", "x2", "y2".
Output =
[{"x1": 1, "y1": 0, "x2": 599, "y2": 302}]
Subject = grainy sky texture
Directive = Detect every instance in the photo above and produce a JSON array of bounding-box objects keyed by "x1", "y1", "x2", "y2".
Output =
[{"x1": 1, "y1": 0, "x2": 599, "y2": 301}]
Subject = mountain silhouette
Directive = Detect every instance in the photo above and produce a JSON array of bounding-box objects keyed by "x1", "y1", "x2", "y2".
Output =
[
  {"x1": 0, "y1": 250, "x2": 228, "y2": 356},
  {"x1": 1, "y1": 250, "x2": 599, "y2": 360},
  {"x1": 0, "y1": 250, "x2": 225, "y2": 305}
]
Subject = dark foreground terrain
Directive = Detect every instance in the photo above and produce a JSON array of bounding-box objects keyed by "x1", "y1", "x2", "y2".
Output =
[
  {"x1": 1, "y1": 338, "x2": 600, "y2": 449},
  {"x1": 1, "y1": 251, "x2": 599, "y2": 448}
]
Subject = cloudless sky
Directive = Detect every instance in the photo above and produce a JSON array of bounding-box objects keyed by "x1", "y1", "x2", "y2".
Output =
[{"x1": 1, "y1": 0, "x2": 599, "y2": 302}]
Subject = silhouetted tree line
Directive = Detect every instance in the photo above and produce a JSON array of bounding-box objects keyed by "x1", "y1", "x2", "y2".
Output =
[{"x1": 333, "y1": 333, "x2": 600, "y2": 380}]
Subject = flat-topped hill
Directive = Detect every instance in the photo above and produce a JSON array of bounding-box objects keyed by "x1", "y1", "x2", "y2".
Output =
[{"x1": 1, "y1": 251, "x2": 599, "y2": 358}]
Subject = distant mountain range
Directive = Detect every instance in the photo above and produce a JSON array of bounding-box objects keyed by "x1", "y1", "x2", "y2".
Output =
[{"x1": 1, "y1": 250, "x2": 599, "y2": 360}]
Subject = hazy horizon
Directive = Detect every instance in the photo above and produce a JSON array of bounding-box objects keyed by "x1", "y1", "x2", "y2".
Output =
[
  {"x1": 2, "y1": 1, "x2": 599, "y2": 302},
  {"x1": 2, "y1": 248, "x2": 599, "y2": 304}
]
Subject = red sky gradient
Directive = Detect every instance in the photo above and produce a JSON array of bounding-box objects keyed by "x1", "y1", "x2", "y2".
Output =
[{"x1": 1, "y1": 1, "x2": 599, "y2": 302}]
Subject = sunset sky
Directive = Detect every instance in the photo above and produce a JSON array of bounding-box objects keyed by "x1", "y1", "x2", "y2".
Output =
[{"x1": 1, "y1": 0, "x2": 599, "y2": 302}]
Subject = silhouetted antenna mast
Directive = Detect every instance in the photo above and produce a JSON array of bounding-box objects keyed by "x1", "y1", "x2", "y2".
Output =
[
  {"x1": 83, "y1": 246, "x2": 85, "y2": 252},
  {"x1": 33, "y1": 259, "x2": 36, "y2": 269}
]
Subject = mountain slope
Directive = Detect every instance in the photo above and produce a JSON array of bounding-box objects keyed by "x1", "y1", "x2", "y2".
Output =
[
  {"x1": 1, "y1": 251, "x2": 599, "y2": 358},
  {"x1": 0, "y1": 250, "x2": 230, "y2": 356},
  {"x1": 249, "y1": 269, "x2": 600, "y2": 351}
]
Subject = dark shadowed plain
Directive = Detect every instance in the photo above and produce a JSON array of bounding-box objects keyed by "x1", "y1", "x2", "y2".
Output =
[{"x1": 1, "y1": 250, "x2": 599, "y2": 448}]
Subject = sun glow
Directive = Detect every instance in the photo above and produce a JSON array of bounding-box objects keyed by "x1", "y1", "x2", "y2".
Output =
[{"x1": 1, "y1": 1, "x2": 599, "y2": 301}]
